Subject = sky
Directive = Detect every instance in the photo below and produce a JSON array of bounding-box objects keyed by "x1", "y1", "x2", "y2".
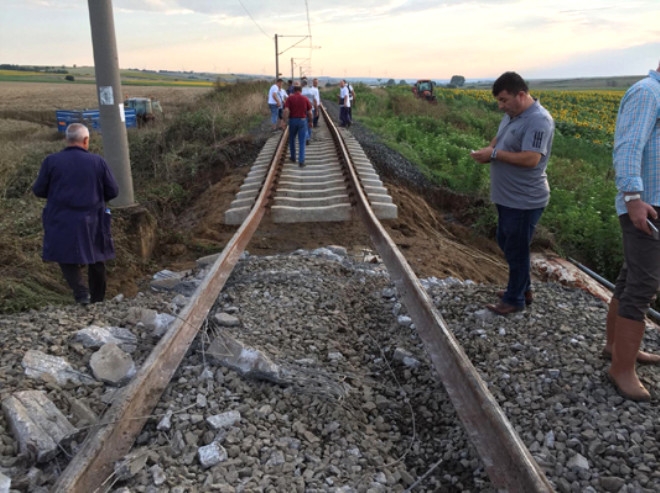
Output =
[{"x1": 1, "y1": 0, "x2": 659, "y2": 81}]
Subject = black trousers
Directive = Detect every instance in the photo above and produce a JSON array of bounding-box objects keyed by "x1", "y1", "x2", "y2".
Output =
[{"x1": 59, "y1": 262, "x2": 107, "y2": 303}]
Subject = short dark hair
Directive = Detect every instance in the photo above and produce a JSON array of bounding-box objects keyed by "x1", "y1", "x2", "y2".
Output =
[
  {"x1": 276, "y1": 78, "x2": 283, "y2": 83},
  {"x1": 492, "y1": 72, "x2": 528, "y2": 96},
  {"x1": 293, "y1": 85, "x2": 302, "y2": 92}
]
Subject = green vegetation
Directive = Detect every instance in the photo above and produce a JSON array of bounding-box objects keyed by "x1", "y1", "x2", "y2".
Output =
[
  {"x1": 0, "y1": 81, "x2": 268, "y2": 313},
  {"x1": 349, "y1": 84, "x2": 625, "y2": 280}
]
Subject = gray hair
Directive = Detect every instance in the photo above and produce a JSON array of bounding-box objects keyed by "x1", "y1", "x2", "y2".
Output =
[{"x1": 65, "y1": 123, "x2": 89, "y2": 144}]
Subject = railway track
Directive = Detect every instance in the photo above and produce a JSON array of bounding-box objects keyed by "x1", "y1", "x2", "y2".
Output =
[{"x1": 52, "y1": 106, "x2": 553, "y2": 492}]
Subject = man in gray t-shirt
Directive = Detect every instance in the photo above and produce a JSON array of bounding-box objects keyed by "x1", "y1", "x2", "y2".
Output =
[{"x1": 470, "y1": 71, "x2": 555, "y2": 315}]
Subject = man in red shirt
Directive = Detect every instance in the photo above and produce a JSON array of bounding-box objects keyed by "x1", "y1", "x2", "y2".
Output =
[{"x1": 283, "y1": 81, "x2": 313, "y2": 167}]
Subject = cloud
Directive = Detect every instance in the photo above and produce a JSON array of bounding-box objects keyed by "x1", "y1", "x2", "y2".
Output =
[{"x1": 525, "y1": 42, "x2": 660, "y2": 78}]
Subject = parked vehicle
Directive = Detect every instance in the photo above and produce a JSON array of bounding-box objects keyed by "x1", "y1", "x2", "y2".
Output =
[
  {"x1": 412, "y1": 80, "x2": 437, "y2": 103},
  {"x1": 56, "y1": 108, "x2": 137, "y2": 133},
  {"x1": 123, "y1": 97, "x2": 163, "y2": 125}
]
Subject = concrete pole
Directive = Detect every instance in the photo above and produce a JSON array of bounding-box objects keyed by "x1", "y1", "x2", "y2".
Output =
[
  {"x1": 274, "y1": 34, "x2": 279, "y2": 79},
  {"x1": 87, "y1": 0, "x2": 135, "y2": 206}
]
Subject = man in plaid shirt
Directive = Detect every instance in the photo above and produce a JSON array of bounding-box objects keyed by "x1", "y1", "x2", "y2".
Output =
[{"x1": 605, "y1": 59, "x2": 660, "y2": 401}]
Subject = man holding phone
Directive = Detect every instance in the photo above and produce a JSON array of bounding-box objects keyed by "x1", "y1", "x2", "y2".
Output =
[
  {"x1": 470, "y1": 72, "x2": 555, "y2": 315},
  {"x1": 603, "y1": 59, "x2": 660, "y2": 402}
]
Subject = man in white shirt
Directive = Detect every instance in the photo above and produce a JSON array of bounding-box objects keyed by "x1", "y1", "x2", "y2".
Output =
[
  {"x1": 339, "y1": 80, "x2": 351, "y2": 127},
  {"x1": 301, "y1": 79, "x2": 318, "y2": 143},
  {"x1": 311, "y1": 78, "x2": 321, "y2": 127},
  {"x1": 267, "y1": 79, "x2": 283, "y2": 131}
]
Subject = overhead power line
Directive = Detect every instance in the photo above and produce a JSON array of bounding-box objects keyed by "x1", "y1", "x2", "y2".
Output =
[{"x1": 237, "y1": 0, "x2": 271, "y2": 39}]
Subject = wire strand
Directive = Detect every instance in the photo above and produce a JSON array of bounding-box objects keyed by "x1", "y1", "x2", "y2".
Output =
[{"x1": 237, "y1": 0, "x2": 271, "y2": 39}]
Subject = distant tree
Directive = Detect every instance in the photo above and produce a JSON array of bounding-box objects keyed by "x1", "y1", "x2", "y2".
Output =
[
  {"x1": 386, "y1": 78, "x2": 395, "y2": 86},
  {"x1": 449, "y1": 75, "x2": 465, "y2": 87},
  {"x1": 65, "y1": 75, "x2": 75, "y2": 82},
  {"x1": 398, "y1": 79, "x2": 407, "y2": 85},
  {"x1": 376, "y1": 78, "x2": 382, "y2": 86}
]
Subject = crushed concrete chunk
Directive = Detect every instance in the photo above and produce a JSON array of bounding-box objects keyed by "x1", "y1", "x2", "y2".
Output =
[
  {"x1": 0, "y1": 471, "x2": 10, "y2": 492},
  {"x1": 198, "y1": 442, "x2": 228, "y2": 468},
  {"x1": 67, "y1": 397, "x2": 98, "y2": 427},
  {"x1": 2, "y1": 390, "x2": 77, "y2": 463},
  {"x1": 208, "y1": 333, "x2": 280, "y2": 382},
  {"x1": 214, "y1": 312, "x2": 240, "y2": 327},
  {"x1": 89, "y1": 343, "x2": 136, "y2": 386},
  {"x1": 206, "y1": 410, "x2": 241, "y2": 430},
  {"x1": 113, "y1": 447, "x2": 150, "y2": 481},
  {"x1": 22, "y1": 349, "x2": 93, "y2": 386},
  {"x1": 393, "y1": 348, "x2": 421, "y2": 368},
  {"x1": 74, "y1": 325, "x2": 138, "y2": 353},
  {"x1": 157, "y1": 410, "x2": 173, "y2": 431}
]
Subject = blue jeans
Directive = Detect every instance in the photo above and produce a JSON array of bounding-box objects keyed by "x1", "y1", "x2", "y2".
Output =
[
  {"x1": 269, "y1": 104, "x2": 278, "y2": 124},
  {"x1": 288, "y1": 118, "x2": 307, "y2": 163},
  {"x1": 496, "y1": 204, "x2": 544, "y2": 307}
]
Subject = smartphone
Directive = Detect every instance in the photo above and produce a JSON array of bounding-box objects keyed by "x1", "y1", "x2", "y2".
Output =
[{"x1": 647, "y1": 218, "x2": 659, "y2": 240}]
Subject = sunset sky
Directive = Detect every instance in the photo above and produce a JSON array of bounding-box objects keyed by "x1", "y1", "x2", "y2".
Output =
[{"x1": 2, "y1": 0, "x2": 659, "y2": 80}]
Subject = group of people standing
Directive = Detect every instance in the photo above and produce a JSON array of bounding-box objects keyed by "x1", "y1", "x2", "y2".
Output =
[
  {"x1": 268, "y1": 77, "x2": 321, "y2": 166},
  {"x1": 31, "y1": 60, "x2": 660, "y2": 403},
  {"x1": 471, "y1": 62, "x2": 660, "y2": 403}
]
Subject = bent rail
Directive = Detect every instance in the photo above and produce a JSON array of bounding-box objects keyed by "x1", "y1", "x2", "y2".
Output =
[
  {"x1": 53, "y1": 131, "x2": 289, "y2": 492},
  {"x1": 321, "y1": 105, "x2": 553, "y2": 492}
]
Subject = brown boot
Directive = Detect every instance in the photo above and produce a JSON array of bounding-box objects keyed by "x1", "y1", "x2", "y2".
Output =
[
  {"x1": 608, "y1": 316, "x2": 651, "y2": 401},
  {"x1": 602, "y1": 298, "x2": 660, "y2": 364}
]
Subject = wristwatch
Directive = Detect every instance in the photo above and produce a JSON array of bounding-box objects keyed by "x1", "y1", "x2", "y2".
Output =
[
  {"x1": 490, "y1": 148, "x2": 498, "y2": 161},
  {"x1": 624, "y1": 194, "x2": 642, "y2": 203}
]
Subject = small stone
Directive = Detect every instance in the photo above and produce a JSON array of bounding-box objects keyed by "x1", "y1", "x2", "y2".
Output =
[
  {"x1": 198, "y1": 442, "x2": 228, "y2": 468},
  {"x1": 206, "y1": 410, "x2": 241, "y2": 430}
]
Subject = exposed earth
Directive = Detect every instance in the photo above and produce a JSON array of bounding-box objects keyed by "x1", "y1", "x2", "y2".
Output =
[{"x1": 141, "y1": 116, "x2": 511, "y2": 299}]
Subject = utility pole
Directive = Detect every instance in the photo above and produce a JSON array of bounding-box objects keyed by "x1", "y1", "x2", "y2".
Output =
[
  {"x1": 275, "y1": 34, "x2": 320, "y2": 81},
  {"x1": 274, "y1": 34, "x2": 279, "y2": 79},
  {"x1": 87, "y1": 0, "x2": 134, "y2": 206}
]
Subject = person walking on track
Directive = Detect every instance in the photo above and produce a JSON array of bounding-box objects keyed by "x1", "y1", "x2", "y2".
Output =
[{"x1": 283, "y1": 81, "x2": 313, "y2": 167}]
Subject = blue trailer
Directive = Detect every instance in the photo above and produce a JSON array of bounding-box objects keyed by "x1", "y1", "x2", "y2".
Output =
[{"x1": 56, "y1": 108, "x2": 138, "y2": 133}]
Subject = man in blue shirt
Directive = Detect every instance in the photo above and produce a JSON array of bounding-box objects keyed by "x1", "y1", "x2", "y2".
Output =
[
  {"x1": 470, "y1": 72, "x2": 554, "y2": 316},
  {"x1": 33, "y1": 123, "x2": 119, "y2": 305},
  {"x1": 604, "y1": 60, "x2": 660, "y2": 402}
]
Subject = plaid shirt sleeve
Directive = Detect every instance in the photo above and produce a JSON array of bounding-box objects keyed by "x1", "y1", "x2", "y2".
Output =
[{"x1": 614, "y1": 82, "x2": 660, "y2": 193}]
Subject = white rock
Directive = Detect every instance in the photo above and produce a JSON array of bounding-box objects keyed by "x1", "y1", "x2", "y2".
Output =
[
  {"x1": 214, "y1": 312, "x2": 240, "y2": 327},
  {"x1": 206, "y1": 410, "x2": 241, "y2": 430},
  {"x1": 89, "y1": 344, "x2": 136, "y2": 386},
  {"x1": 198, "y1": 442, "x2": 228, "y2": 468},
  {"x1": 22, "y1": 350, "x2": 93, "y2": 386}
]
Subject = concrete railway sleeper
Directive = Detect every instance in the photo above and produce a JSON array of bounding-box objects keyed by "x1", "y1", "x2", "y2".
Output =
[{"x1": 50, "y1": 108, "x2": 552, "y2": 492}]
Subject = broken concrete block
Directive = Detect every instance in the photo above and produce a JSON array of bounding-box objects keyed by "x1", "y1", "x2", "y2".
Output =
[
  {"x1": 113, "y1": 447, "x2": 150, "y2": 481},
  {"x1": 198, "y1": 442, "x2": 228, "y2": 468},
  {"x1": 157, "y1": 410, "x2": 173, "y2": 431},
  {"x1": 67, "y1": 397, "x2": 98, "y2": 427},
  {"x1": 0, "y1": 472, "x2": 10, "y2": 493},
  {"x1": 21, "y1": 350, "x2": 94, "y2": 386},
  {"x1": 206, "y1": 410, "x2": 241, "y2": 430},
  {"x1": 74, "y1": 325, "x2": 137, "y2": 353},
  {"x1": 393, "y1": 348, "x2": 421, "y2": 368},
  {"x1": 2, "y1": 390, "x2": 77, "y2": 463},
  {"x1": 123, "y1": 307, "x2": 175, "y2": 338},
  {"x1": 208, "y1": 334, "x2": 280, "y2": 383},
  {"x1": 89, "y1": 343, "x2": 136, "y2": 386},
  {"x1": 214, "y1": 312, "x2": 240, "y2": 327}
]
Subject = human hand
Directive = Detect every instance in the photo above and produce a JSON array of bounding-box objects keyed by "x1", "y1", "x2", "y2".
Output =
[
  {"x1": 470, "y1": 147, "x2": 493, "y2": 164},
  {"x1": 627, "y1": 199, "x2": 658, "y2": 236}
]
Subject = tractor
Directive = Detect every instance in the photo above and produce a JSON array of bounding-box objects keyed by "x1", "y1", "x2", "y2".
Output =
[
  {"x1": 123, "y1": 97, "x2": 163, "y2": 125},
  {"x1": 412, "y1": 80, "x2": 437, "y2": 103}
]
